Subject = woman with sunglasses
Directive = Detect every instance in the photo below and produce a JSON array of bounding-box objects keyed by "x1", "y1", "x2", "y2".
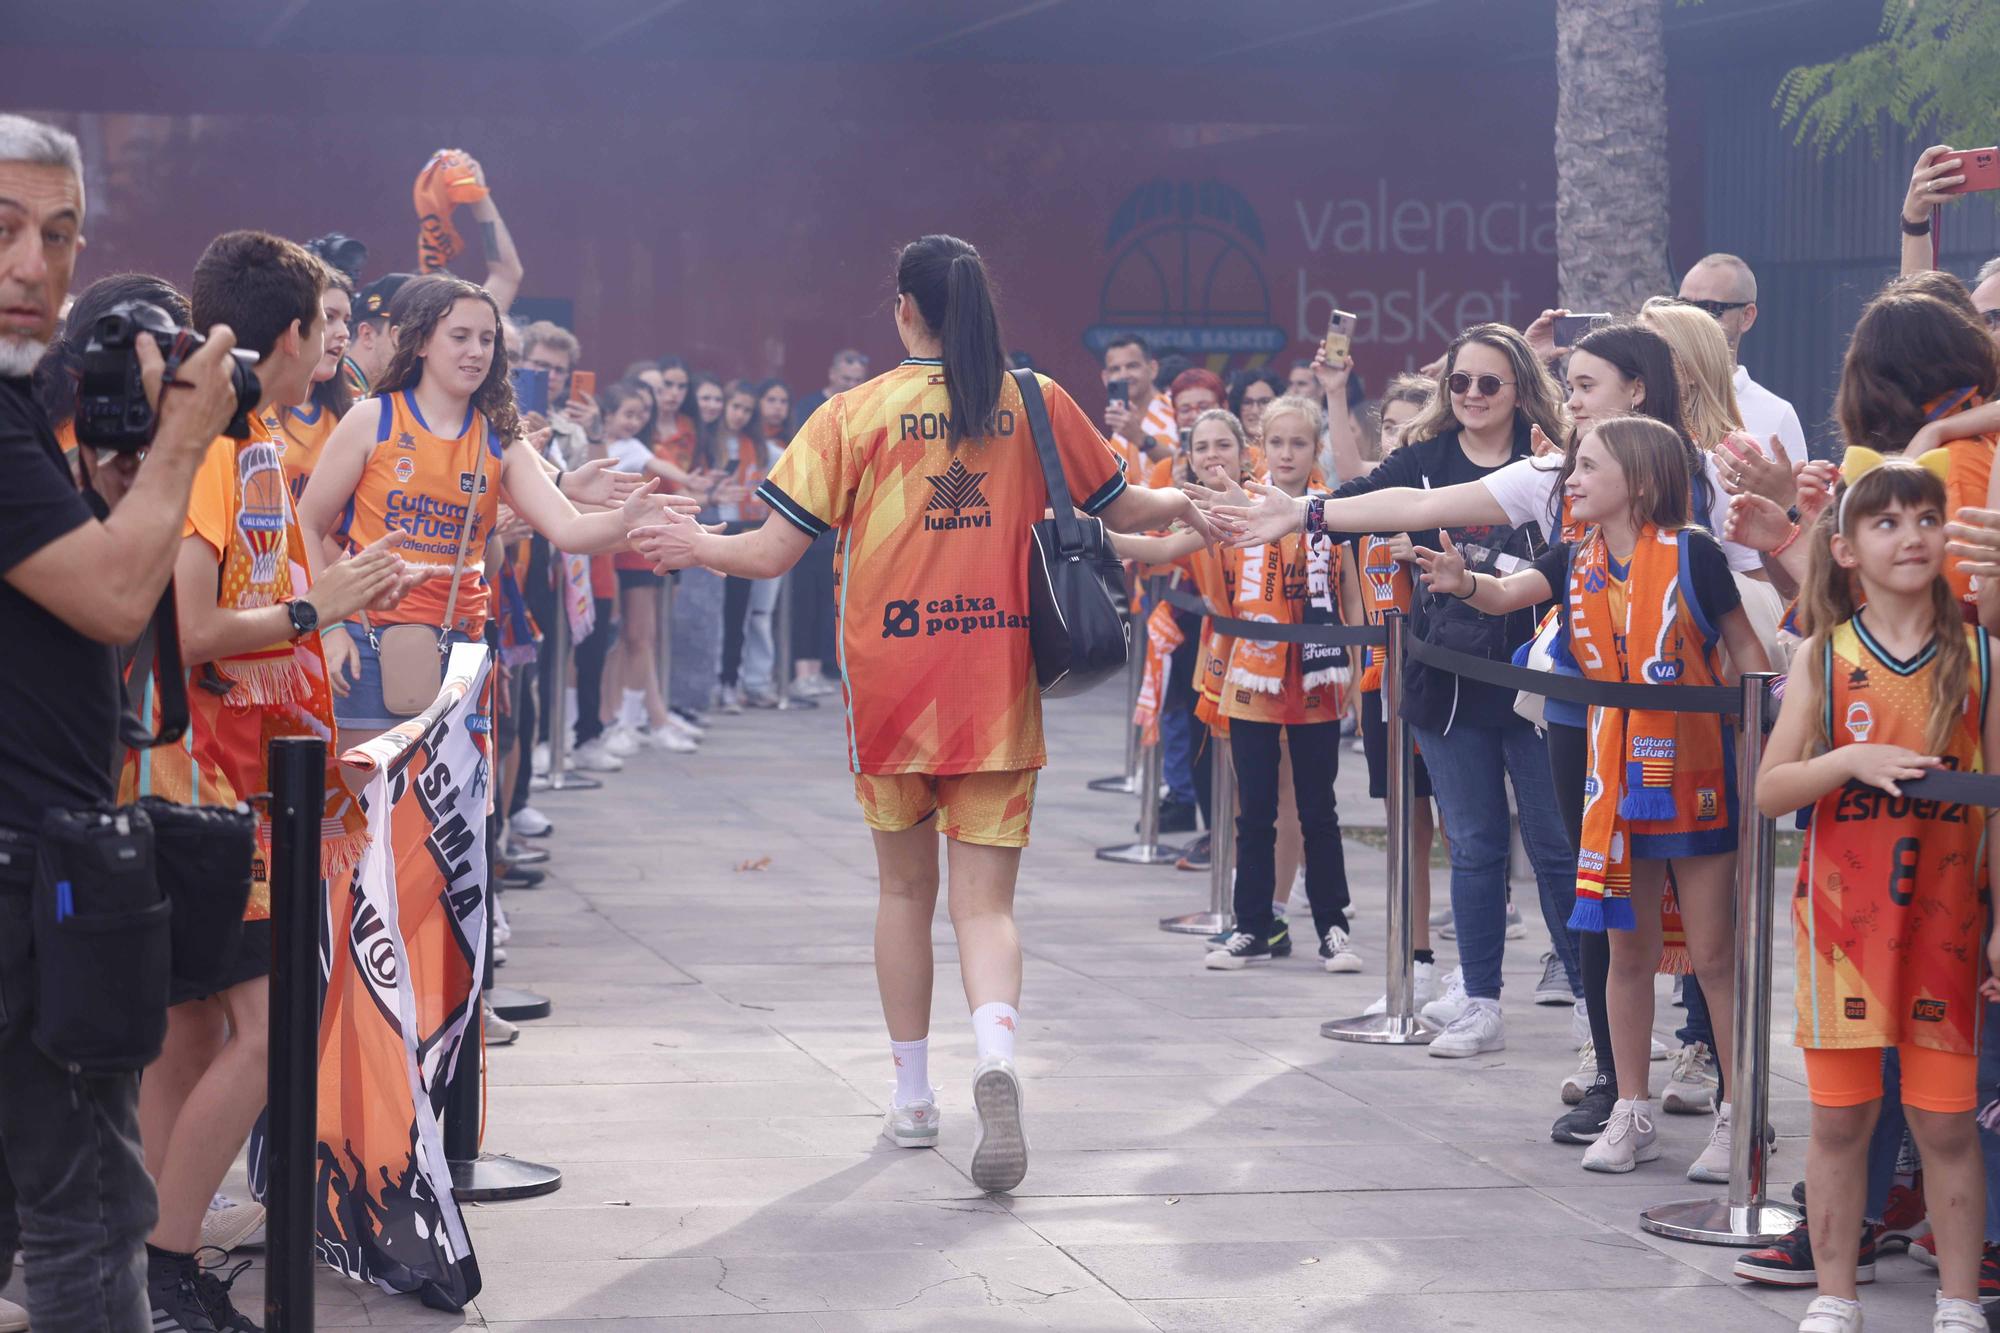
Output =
[{"x1": 1205, "y1": 323, "x2": 1572, "y2": 1060}]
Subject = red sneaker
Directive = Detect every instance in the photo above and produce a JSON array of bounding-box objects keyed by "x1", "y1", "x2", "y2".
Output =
[{"x1": 1877, "y1": 1176, "x2": 1931, "y2": 1254}]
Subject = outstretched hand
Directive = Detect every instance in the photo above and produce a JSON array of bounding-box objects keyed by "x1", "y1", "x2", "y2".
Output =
[
  {"x1": 1724, "y1": 492, "x2": 1794, "y2": 554},
  {"x1": 629, "y1": 520, "x2": 725, "y2": 574},
  {"x1": 1412, "y1": 532, "x2": 1473, "y2": 598},
  {"x1": 565, "y1": 457, "x2": 647, "y2": 508}
]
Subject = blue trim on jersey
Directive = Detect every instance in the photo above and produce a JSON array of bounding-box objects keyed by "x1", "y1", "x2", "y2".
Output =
[
  {"x1": 1080, "y1": 472, "x2": 1127, "y2": 516},
  {"x1": 374, "y1": 394, "x2": 393, "y2": 443},
  {"x1": 1676, "y1": 529, "x2": 1720, "y2": 649},
  {"x1": 401, "y1": 389, "x2": 478, "y2": 441},
  {"x1": 758, "y1": 479, "x2": 828, "y2": 538},
  {"x1": 1852, "y1": 614, "x2": 1938, "y2": 676}
]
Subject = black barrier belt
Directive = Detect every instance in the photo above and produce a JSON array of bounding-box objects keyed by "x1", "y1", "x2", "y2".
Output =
[
  {"x1": 1892, "y1": 769, "x2": 2000, "y2": 808},
  {"x1": 1403, "y1": 635, "x2": 1742, "y2": 714},
  {"x1": 1159, "y1": 585, "x2": 1386, "y2": 647}
]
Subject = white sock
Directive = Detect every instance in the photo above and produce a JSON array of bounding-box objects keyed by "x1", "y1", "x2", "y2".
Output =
[
  {"x1": 971, "y1": 1002, "x2": 1019, "y2": 1066},
  {"x1": 620, "y1": 689, "x2": 646, "y2": 728},
  {"x1": 565, "y1": 685, "x2": 579, "y2": 731},
  {"x1": 891, "y1": 1038, "x2": 930, "y2": 1106}
]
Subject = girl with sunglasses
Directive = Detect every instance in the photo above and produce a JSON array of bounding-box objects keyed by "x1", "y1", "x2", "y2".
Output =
[{"x1": 1202, "y1": 323, "x2": 1573, "y2": 1059}]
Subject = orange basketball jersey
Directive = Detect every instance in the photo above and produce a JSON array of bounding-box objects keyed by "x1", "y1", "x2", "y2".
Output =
[
  {"x1": 261, "y1": 401, "x2": 336, "y2": 504},
  {"x1": 1794, "y1": 617, "x2": 1991, "y2": 1056},
  {"x1": 340, "y1": 391, "x2": 503, "y2": 634},
  {"x1": 1353, "y1": 533, "x2": 1413, "y2": 693},
  {"x1": 759, "y1": 361, "x2": 1125, "y2": 776}
]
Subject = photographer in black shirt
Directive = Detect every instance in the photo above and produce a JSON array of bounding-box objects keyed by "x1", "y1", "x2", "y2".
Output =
[{"x1": 0, "y1": 114, "x2": 240, "y2": 1333}]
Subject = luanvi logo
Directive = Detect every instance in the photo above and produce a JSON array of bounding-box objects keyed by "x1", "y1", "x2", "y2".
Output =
[{"x1": 923, "y1": 459, "x2": 991, "y2": 532}]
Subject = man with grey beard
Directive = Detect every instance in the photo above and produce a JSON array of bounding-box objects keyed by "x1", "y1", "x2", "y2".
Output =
[{"x1": 0, "y1": 113, "x2": 238, "y2": 1331}]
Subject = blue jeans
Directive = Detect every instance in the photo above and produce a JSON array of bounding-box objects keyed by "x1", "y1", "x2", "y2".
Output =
[
  {"x1": 1677, "y1": 973, "x2": 1715, "y2": 1051},
  {"x1": 1413, "y1": 717, "x2": 1578, "y2": 1002},
  {"x1": 1863, "y1": 1049, "x2": 1909, "y2": 1221},
  {"x1": 1982, "y1": 1001, "x2": 2000, "y2": 1242},
  {"x1": 1160, "y1": 704, "x2": 1198, "y2": 807}
]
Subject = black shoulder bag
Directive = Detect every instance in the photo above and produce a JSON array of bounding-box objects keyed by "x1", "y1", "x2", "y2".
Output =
[{"x1": 1010, "y1": 367, "x2": 1130, "y2": 697}]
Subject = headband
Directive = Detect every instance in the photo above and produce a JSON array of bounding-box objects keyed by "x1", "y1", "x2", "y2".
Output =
[{"x1": 1836, "y1": 444, "x2": 1952, "y2": 527}]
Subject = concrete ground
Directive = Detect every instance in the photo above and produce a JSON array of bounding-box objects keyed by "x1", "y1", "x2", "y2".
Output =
[{"x1": 9, "y1": 686, "x2": 1951, "y2": 1330}]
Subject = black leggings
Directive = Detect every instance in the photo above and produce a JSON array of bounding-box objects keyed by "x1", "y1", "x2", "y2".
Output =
[
  {"x1": 721, "y1": 575, "x2": 751, "y2": 688},
  {"x1": 1231, "y1": 719, "x2": 1350, "y2": 942},
  {"x1": 573, "y1": 596, "x2": 614, "y2": 746},
  {"x1": 1548, "y1": 722, "x2": 1615, "y2": 1080}
]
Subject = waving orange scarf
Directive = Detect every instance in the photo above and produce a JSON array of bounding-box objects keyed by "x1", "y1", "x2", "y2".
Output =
[
  {"x1": 414, "y1": 149, "x2": 489, "y2": 273},
  {"x1": 1132, "y1": 600, "x2": 1186, "y2": 745},
  {"x1": 1566, "y1": 525, "x2": 1728, "y2": 933}
]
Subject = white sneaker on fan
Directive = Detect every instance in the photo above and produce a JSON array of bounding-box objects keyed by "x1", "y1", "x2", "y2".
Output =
[
  {"x1": 603, "y1": 726, "x2": 642, "y2": 757},
  {"x1": 1363, "y1": 959, "x2": 1437, "y2": 1015}
]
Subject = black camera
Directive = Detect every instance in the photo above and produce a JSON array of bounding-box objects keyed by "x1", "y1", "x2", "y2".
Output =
[
  {"x1": 306, "y1": 232, "x2": 368, "y2": 284},
  {"x1": 75, "y1": 301, "x2": 261, "y2": 451}
]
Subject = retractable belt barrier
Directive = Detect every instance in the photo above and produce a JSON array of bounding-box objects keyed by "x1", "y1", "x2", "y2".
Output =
[{"x1": 1139, "y1": 587, "x2": 2000, "y2": 1244}]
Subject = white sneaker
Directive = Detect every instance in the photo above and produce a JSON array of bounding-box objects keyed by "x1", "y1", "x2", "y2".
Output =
[
  {"x1": 1651, "y1": 1035, "x2": 1670, "y2": 1062},
  {"x1": 485, "y1": 1002, "x2": 519, "y2": 1046},
  {"x1": 1687, "y1": 1101, "x2": 1733, "y2": 1183},
  {"x1": 603, "y1": 726, "x2": 642, "y2": 757},
  {"x1": 641, "y1": 725, "x2": 698, "y2": 754},
  {"x1": 1662, "y1": 1041, "x2": 1718, "y2": 1113},
  {"x1": 1363, "y1": 959, "x2": 1438, "y2": 1015},
  {"x1": 718, "y1": 685, "x2": 744, "y2": 715},
  {"x1": 671, "y1": 708, "x2": 708, "y2": 736},
  {"x1": 1504, "y1": 903, "x2": 1526, "y2": 939},
  {"x1": 1570, "y1": 1000, "x2": 1591, "y2": 1048},
  {"x1": 1797, "y1": 1295, "x2": 1863, "y2": 1332},
  {"x1": 1428, "y1": 998, "x2": 1505, "y2": 1058},
  {"x1": 1420, "y1": 965, "x2": 1468, "y2": 1027},
  {"x1": 513, "y1": 805, "x2": 553, "y2": 837},
  {"x1": 969, "y1": 1057, "x2": 1028, "y2": 1193},
  {"x1": 0, "y1": 1295, "x2": 25, "y2": 1332},
  {"x1": 493, "y1": 902, "x2": 513, "y2": 948},
  {"x1": 531, "y1": 741, "x2": 551, "y2": 777},
  {"x1": 1561, "y1": 1041, "x2": 1598, "y2": 1104},
  {"x1": 572, "y1": 739, "x2": 625, "y2": 772},
  {"x1": 1581, "y1": 1098, "x2": 1659, "y2": 1173},
  {"x1": 199, "y1": 1197, "x2": 267, "y2": 1253},
  {"x1": 1934, "y1": 1296, "x2": 1984, "y2": 1332},
  {"x1": 1428, "y1": 905, "x2": 1452, "y2": 928},
  {"x1": 1322, "y1": 925, "x2": 1364, "y2": 974},
  {"x1": 660, "y1": 714, "x2": 704, "y2": 745},
  {"x1": 884, "y1": 1089, "x2": 941, "y2": 1148}
]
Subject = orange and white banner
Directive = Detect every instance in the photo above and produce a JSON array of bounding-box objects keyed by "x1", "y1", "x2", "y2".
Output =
[
  {"x1": 319, "y1": 642, "x2": 492, "y2": 1309},
  {"x1": 1132, "y1": 600, "x2": 1186, "y2": 746}
]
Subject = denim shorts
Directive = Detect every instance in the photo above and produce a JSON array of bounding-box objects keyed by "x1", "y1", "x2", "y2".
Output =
[{"x1": 332, "y1": 623, "x2": 475, "y2": 730}]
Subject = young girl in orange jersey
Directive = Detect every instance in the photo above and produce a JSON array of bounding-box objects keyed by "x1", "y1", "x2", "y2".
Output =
[
  {"x1": 630, "y1": 234, "x2": 1215, "y2": 1193},
  {"x1": 263, "y1": 270, "x2": 353, "y2": 505},
  {"x1": 1196, "y1": 395, "x2": 1366, "y2": 973},
  {"x1": 1418, "y1": 416, "x2": 1769, "y2": 1176},
  {"x1": 298, "y1": 274, "x2": 689, "y2": 745},
  {"x1": 1757, "y1": 455, "x2": 1997, "y2": 1333}
]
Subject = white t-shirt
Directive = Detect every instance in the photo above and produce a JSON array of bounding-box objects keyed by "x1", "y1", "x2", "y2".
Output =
[
  {"x1": 1481, "y1": 452, "x2": 1764, "y2": 573},
  {"x1": 1733, "y1": 364, "x2": 1808, "y2": 461},
  {"x1": 606, "y1": 436, "x2": 653, "y2": 474}
]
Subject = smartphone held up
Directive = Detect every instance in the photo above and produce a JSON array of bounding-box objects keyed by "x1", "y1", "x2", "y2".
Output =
[{"x1": 1322, "y1": 309, "x2": 1357, "y2": 365}]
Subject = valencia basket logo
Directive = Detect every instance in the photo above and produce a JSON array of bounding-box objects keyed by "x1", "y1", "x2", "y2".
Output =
[{"x1": 1084, "y1": 179, "x2": 1287, "y2": 359}]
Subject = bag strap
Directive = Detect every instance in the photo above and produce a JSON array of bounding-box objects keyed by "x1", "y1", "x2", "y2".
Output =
[
  {"x1": 109, "y1": 588, "x2": 189, "y2": 775},
  {"x1": 1008, "y1": 367, "x2": 1090, "y2": 557},
  {"x1": 435, "y1": 417, "x2": 492, "y2": 640}
]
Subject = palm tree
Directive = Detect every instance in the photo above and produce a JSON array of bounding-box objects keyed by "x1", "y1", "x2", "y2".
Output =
[{"x1": 1555, "y1": 0, "x2": 1672, "y2": 314}]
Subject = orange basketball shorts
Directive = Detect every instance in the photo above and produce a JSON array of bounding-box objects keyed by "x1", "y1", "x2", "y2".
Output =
[{"x1": 853, "y1": 769, "x2": 1038, "y2": 848}]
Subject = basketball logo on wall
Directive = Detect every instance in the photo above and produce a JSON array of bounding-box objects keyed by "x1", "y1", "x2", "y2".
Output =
[{"x1": 1083, "y1": 180, "x2": 1287, "y2": 358}]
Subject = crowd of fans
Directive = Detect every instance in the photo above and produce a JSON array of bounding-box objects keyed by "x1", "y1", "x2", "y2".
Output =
[{"x1": 3, "y1": 103, "x2": 2000, "y2": 1333}]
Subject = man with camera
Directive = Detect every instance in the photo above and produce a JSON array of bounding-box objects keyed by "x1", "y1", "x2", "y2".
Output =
[{"x1": 0, "y1": 114, "x2": 242, "y2": 1332}]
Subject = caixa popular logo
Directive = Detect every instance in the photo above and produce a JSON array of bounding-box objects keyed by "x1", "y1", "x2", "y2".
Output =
[{"x1": 1083, "y1": 180, "x2": 1287, "y2": 359}]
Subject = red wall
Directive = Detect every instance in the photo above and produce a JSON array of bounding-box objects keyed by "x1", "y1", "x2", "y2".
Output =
[{"x1": 14, "y1": 49, "x2": 1597, "y2": 405}]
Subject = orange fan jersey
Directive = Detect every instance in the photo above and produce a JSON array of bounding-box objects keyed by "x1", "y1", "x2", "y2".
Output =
[
  {"x1": 1353, "y1": 533, "x2": 1414, "y2": 693},
  {"x1": 262, "y1": 401, "x2": 336, "y2": 503},
  {"x1": 339, "y1": 391, "x2": 503, "y2": 634},
  {"x1": 1794, "y1": 618, "x2": 1991, "y2": 1057},
  {"x1": 759, "y1": 360, "x2": 1125, "y2": 776}
]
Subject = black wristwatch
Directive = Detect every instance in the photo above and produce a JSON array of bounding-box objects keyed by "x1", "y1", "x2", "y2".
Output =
[
  {"x1": 1902, "y1": 214, "x2": 1933, "y2": 237},
  {"x1": 286, "y1": 598, "x2": 320, "y2": 641}
]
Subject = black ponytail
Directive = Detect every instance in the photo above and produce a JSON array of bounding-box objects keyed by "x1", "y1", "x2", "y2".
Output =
[{"x1": 896, "y1": 234, "x2": 1005, "y2": 448}]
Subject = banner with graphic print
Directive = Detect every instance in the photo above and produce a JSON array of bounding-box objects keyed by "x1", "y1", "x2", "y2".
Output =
[{"x1": 318, "y1": 643, "x2": 491, "y2": 1311}]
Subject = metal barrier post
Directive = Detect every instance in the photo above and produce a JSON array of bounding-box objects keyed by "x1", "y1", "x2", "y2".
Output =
[
  {"x1": 1161, "y1": 736, "x2": 1234, "y2": 934},
  {"x1": 1641, "y1": 671, "x2": 1798, "y2": 1245},
  {"x1": 1089, "y1": 597, "x2": 1146, "y2": 794},
  {"x1": 543, "y1": 580, "x2": 599, "y2": 792},
  {"x1": 1096, "y1": 725, "x2": 1184, "y2": 865},
  {"x1": 1323, "y1": 613, "x2": 1433, "y2": 1044},
  {"x1": 265, "y1": 737, "x2": 323, "y2": 1333}
]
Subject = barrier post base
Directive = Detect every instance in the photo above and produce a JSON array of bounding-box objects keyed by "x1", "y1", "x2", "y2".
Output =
[
  {"x1": 450, "y1": 1153, "x2": 564, "y2": 1203},
  {"x1": 1638, "y1": 1197, "x2": 1800, "y2": 1247},
  {"x1": 1087, "y1": 773, "x2": 1138, "y2": 794},
  {"x1": 489, "y1": 985, "x2": 552, "y2": 1021},
  {"x1": 1096, "y1": 840, "x2": 1184, "y2": 865},
  {"x1": 544, "y1": 772, "x2": 602, "y2": 793},
  {"x1": 1159, "y1": 910, "x2": 1230, "y2": 936},
  {"x1": 1320, "y1": 1012, "x2": 1437, "y2": 1045}
]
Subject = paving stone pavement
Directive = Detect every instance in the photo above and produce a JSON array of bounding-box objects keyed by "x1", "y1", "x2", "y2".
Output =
[{"x1": 6, "y1": 687, "x2": 1951, "y2": 1330}]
